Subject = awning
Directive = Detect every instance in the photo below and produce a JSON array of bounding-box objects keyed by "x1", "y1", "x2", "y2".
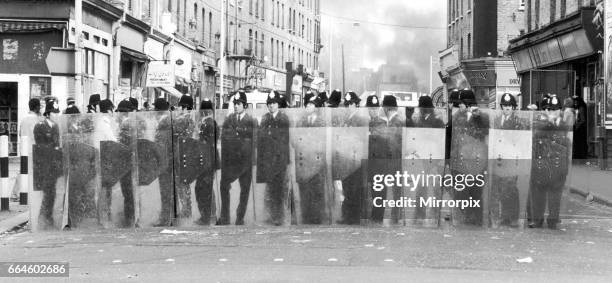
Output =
[
  {"x1": 121, "y1": 47, "x2": 149, "y2": 63},
  {"x1": 175, "y1": 76, "x2": 192, "y2": 87},
  {"x1": 0, "y1": 20, "x2": 66, "y2": 33},
  {"x1": 158, "y1": 86, "x2": 184, "y2": 98}
]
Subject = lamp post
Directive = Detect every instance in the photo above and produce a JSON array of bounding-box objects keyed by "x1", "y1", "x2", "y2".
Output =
[{"x1": 326, "y1": 18, "x2": 360, "y2": 94}]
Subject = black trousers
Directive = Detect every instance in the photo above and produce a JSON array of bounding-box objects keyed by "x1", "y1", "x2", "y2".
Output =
[
  {"x1": 298, "y1": 173, "x2": 325, "y2": 224},
  {"x1": 265, "y1": 170, "x2": 287, "y2": 224},
  {"x1": 491, "y1": 175, "x2": 519, "y2": 224},
  {"x1": 119, "y1": 171, "x2": 135, "y2": 226},
  {"x1": 527, "y1": 178, "x2": 565, "y2": 225},
  {"x1": 194, "y1": 172, "x2": 214, "y2": 223},
  {"x1": 39, "y1": 180, "x2": 57, "y2": 227},
  {"x1": 219, "y1": 167, "x2": 252, "y2": 223},
  {"x1": 340, "y1": 167, "x2": 363, "y2": 224}
]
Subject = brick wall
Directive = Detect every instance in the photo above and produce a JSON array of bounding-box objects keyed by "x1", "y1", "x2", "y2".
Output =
[{"x1": 498, "y1": 0, "x2": 525, "y2": 55}]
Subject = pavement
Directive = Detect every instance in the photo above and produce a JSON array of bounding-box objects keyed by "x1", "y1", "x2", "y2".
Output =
[{"x1": 569, "y1": 161, "x2": 612, "y2": 207}]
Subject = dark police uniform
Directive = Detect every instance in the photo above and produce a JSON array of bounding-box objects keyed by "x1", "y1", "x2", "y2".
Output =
[
  {"x1": 527, "y1": 113, "x2": 570, "y2": 229},
  {"x1": 338, "y1": 109, "x2": 369, "y2": 224},
  {"x1": 118, "y1": 114, "x2": 146, "y2": 227},
  {"x1": 219, "y1": 110, "x2": 256, "y2": 225},
  {"x1": 369, "y1": 110, "x2": 404, "y2": 223},
  {"x1": 194, "y1": 113, "x2": 219, "y2": 225},
  {"x1": 33, "y1": 117, "x2": 61, "y2": 228},
  {"x1": 450, "y1": 108, "x2": 489, "y2": 226},
  {"x1": 491, "y1": 111, "x2": 526, "y2": 226},
  {"x1": 172, "y1": 112, "x2": 196, "y2": 220},
  {"x1": 257, "y1": 109, "x2": 291, "y2": 225},
  {"x1": 295, "y1": 110, "x2": 327, "y2": 224}
]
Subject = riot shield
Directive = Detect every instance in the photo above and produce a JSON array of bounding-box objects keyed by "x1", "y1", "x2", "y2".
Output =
[
  {"x1": 30, "y1": 115, "x2": 64, "y2": 231},
  {"x1": 363, "y1": 107, "x2": 404, "y2": 226},
  {"x1": 253, "y1": 108, "x2": 292, "y2": 226},
  {"x1": 171, "y1": 110, "x2": 216, "y2": 227},
  {"x1": 214, "y1": 108, "x2": 256, "y2": 226},
  {"x1": 526, "y1": 110, "x2": 573, "y2": 230},
  {"x1": 330, "y1": 108, "x2": 370, "y2": 225},
  {"x1": 60, "y1": 113, "x2": 100, "y2": 229},
  {"x1": 402, "y1": 108, "x2": 447, "y2": 227},
  {"x1": 449, "y1": 108, "x2": 491, "y2": 227},
  {"x1": 132, "y1": 111, "x2": 170, "y2": 228},
  {"x1": 96, "y1": 112, "x2": 133, "y2": 228},
  {"x1": 487, "y1": 110, "x2": 532, "y2": 228},
  {"x1": 288, "y1": 108, "x2": 330, "y2": 225}
]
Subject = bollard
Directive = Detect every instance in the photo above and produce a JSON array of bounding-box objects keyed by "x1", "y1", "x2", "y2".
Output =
[
  {"x1": 19, "y1": 138, "x2": 29, "y2": 205},
  {"x1": 0, "y1": 136, "x2": 8, "y2": 211}
]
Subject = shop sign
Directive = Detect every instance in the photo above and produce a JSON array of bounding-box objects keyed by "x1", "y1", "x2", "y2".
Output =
[{"x1": 146, "y1": 62, "x2": 175, "y2": 87}]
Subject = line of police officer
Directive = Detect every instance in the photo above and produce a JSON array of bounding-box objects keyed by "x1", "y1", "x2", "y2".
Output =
[{"x1": 31, "y1": 87, "x2": 571, "y2": 230}]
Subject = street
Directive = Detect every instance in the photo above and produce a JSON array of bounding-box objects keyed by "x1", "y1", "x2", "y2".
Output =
[{"x1": 1, "y1": 193, "x2": 611, "y2": 282}]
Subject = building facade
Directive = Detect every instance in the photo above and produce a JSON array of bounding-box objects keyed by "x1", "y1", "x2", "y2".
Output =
[
  {"x1": 508, "y1": 0, "x2": 608, "y2": 166},
  {"x1": 440, "y1": 0, "x2": 525, "y2": 108}
]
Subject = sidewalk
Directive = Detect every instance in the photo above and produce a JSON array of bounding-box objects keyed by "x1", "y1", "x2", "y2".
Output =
[{"x1": 569, "y1": 161, "x2": 612, "y2": 207}]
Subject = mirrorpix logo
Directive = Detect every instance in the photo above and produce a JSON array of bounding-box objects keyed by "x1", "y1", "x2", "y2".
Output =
[{"x1": 370, "y1": 171, "x2": 486, "y2": 209}]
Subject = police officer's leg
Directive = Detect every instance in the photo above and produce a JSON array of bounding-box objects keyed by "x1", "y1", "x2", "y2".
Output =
[
  {"x1": 312, "y1": 173, "x2": 325, "y2": 224},
  {"x1": 235, "y1": 168, "x2": 252, "y2": 224},
  {"x1": 119, "y1": 171, "x2": 134, "y2": 226},
  {"x1": 217, "y1": 171, "x2": 233, "y2": 224},
  {"x1": 156, "y1": 167, "x2": 174, "y2": 225},
  {"x1": 546, "y1": 181, "x2": 565, "y2": 228},
  {"x1": 527, "y1": 180, "x2": 546, "y2": 227},
  {"x1": 194, "y1": 173, "x2": 213, "y2": 224},
  {"x1": 501, "y1": 177, "x2": 520, "y2": 225},
  {"x1": 469, "y1": 182, "x2": 483, "y2": 226},
  {"x1": 268, "y1": 171, "x2": 286, "y2": 224},
  {"x1": 489, "y1": 174, "x2": 502, "y2": 225},
  {"x1": 40, "y1": 180, "x2": 56, "y2": 226},
  {"x1": 175, "y1": 181, "x2": 191, "y2": 219},
  {"x1": 298, "y1": 180, "x2": 312, "y2": 223},
  {"x1": 371, "y1": 186, "x2": 386, "y2": 223}
]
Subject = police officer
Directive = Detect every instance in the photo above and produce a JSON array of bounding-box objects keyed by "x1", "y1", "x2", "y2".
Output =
[
  {"x1": 491, "y1": 93, "x2": 525, "y2": 227},
  {"x1": 294, "y1": 92, "x2": 326, "y2": 224},
  {"x1": 171, "y1": 95, "x2": 196, "y2": 223},
  {"x1": 370, "y1": 95, "x2": 404, "y2": 224},
  {"x1": 450, "y1": 89, "x2": 489, "y2": 226},
  {"x1": 415, "y1": 96, "x2": 444, "y2": 128},
  {"x1": 527, "y1": 94, "x2": 570, "y2": 229},
  {"x1": 218, "y1": 91, "x2": 256, "y2": 225},
  {"x1": 194, "y1": 99, "x2": 218, "y2": 225},
  {"x1": 64, "y1": 98, "x2": 80, "y2": 114},
  {"x1": 87, "y1": 94, "x2": 101, "y2": 113},
  {"x1": 257, "y1": 91, "x2": 291, "y2": 226},
  {"x1": 116, "y1": 99, "x2": 143, "y2": 227},
  {"x1": 33, "y1": 97, "x2": 61, "y2": 229},
  {"x1": 327, "y1": 89, "x2": 342, "y2": 108},
  {"x1": 337, "y1": 92, "x2": 368, "y2": 225},
  {"x1": 154, "y1": 96, "x2": 178, "y2": 226}
]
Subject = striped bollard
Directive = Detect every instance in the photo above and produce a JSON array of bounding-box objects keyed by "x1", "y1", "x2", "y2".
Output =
[
  {"x1": 19, "y1": 138, "x2": 29, "y2": 205},
  {"x1": 0, "y1": 136, "x2": 9, "y2": 211}
]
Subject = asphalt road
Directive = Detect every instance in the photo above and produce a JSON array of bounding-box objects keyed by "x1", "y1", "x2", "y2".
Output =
[{"x1": 1, "y1": 194, "x2": 611, "y2": 282}]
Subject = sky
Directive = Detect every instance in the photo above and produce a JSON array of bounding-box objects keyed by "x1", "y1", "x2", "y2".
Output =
[{"x1": 319, "y1": 0, "x2": 447, "y2": 93}]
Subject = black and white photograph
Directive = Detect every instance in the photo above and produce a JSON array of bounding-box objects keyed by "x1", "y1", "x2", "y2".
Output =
[{"x1": 0, "y1": 0, "x2": 612, "y2": 282}]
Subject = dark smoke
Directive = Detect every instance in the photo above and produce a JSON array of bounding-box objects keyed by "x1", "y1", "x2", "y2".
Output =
[{"x1": 319, "y1": 0, "x2": 446, "y2": 93}]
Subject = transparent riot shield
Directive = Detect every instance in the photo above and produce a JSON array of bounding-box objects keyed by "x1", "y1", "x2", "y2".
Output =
[
  {"x1": 60, "y1": 113, "x2": 100, "y2": 230},
  {"x1": 526, "y1": 110, "x2": 573, "y2": 230},
  {"x1": 96, "y1": 112, "x2": 133, "y2": 228},
  {"x1": 30, "y1": 114, "x2": 64, "y2": 231},
  {"x1": 253, "y1": 108, "x2": 292, "y2": 226},
  {"x1": 132, "y1": 111, "x2": 170, "y2": 228},
  {"x1": 171, "y1": 110, "x2": 217, "y2": 227},
  {"x1": 331, "y1": 107, "x2": 370, "y2": 225},
  {"x1": 449, "y1": 107, "x2": 491, "y2": 227},
  {"x1": 214, "y1": 108, "x2": 256, "y2": 226},
  {"x1": 288, "y1": 108, "x2": 330, "y2": 225},
  {"x1": 402, "y1": 108, "x2": 447, "y2": 227},
  {"x1": 487, "y1": 110, "x2": 532, "y2": 228}
]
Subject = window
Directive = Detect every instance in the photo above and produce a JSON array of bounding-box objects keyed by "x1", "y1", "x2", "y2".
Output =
[
  {"x1": 467, "y1": 33, "x2": 471, "y2": 58},
  {"x1": 256, "y1": 0, "x2": 259, "y2": 17},
  {"x1": 276, "y1": 40, "x2": 279, "y2": 67},
  {"x1": 255, "y1": 31, "x2": 258, "y2": 56},
  {"x1": 560, "y1": 0, "x2": 566, "y2": 18},
  {"x1": 535, "y1": 0, "x2": 540, "y2": 29},
  {"x1": 261, "y1": 33, "x2": 265, "y2": 59},
  {"x1": 249, "y1": 29, "x2": 253, "y2": 51},
  {"x1": 271, "y1": 37, "x2": 274, "y2": 66},
  {"x1": 250, "y1": 0, "x2": 252, "y2": 14},
  {"x1": 271, "y1": 1, "x2": 275, "y2": 25},
  {"x1": 194, "y1": 4, "x2": 198, "y2": 31},
  {"x1": 550, "y1": 0, "x2": 556, "y2": 22},
  {"x1": 202, "y1": 8, "x2": 206, "y2": 42},
  {"x1": 209, "y1": 12, "x2": 213, "y2": 47},
  {"x1": 177, "y1": 0, "x2": 181, "y2": 33},
  {"x1": 282, "y1": 4, "x2": 285, "y2": 29},
  {"x1": 281, "y1": 42, "x2": 284, "y2": 65},
  {"x1": 519, "y1": 0, "x2": 526, "y2": 10},
  {"x1": 261, "y1": 0, "x2": 265, "y2": 21}
]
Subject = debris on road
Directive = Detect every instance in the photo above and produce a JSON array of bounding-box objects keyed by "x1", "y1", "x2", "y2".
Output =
[
  {"x1": 516, "y1": 257, "x2": 533, "y2": 263},
  {"x1": 160, "y1": 229, "x2": 190, "y2": 235}
]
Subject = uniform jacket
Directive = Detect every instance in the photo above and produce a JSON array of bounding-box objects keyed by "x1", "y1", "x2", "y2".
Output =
[
  {"x1": 494, "y1": 112, "x2": 527, "y2": 130},
  {"x1": 34, "y1": 118, "x2": 60, "y2": 148},
  {"x1": 33, "y1": 118, "x2": 62, "y2": 184},
  {"x1": 294, "y1": 111, "x2": 327, "y2": 183},
  {"x1": 257, "y1": 111, "x2": 290, "y2": 182},
  {"x1": 199, "y1": 115, "x2": 220, "y2": 170},
  {"x1": 531, "y1": 114, "x2": 570, "y2": 188},
  {"x1": 449, "y1": 109, "x2": 490, "y2": 174},
  {"x1": 415, "y1": 112, "x2": 445, "y2": 128},
  {"x1": 221, "y1": 111, "x2": 256, "y2": 174},
  {"x1": 369, "y1": 111, "x2": 404, "y2": 161}
]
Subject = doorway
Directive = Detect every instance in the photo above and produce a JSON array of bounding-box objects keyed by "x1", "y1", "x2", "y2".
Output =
[{"x1": 0, "y1": 82, "x2": 18, "y2": 156}]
